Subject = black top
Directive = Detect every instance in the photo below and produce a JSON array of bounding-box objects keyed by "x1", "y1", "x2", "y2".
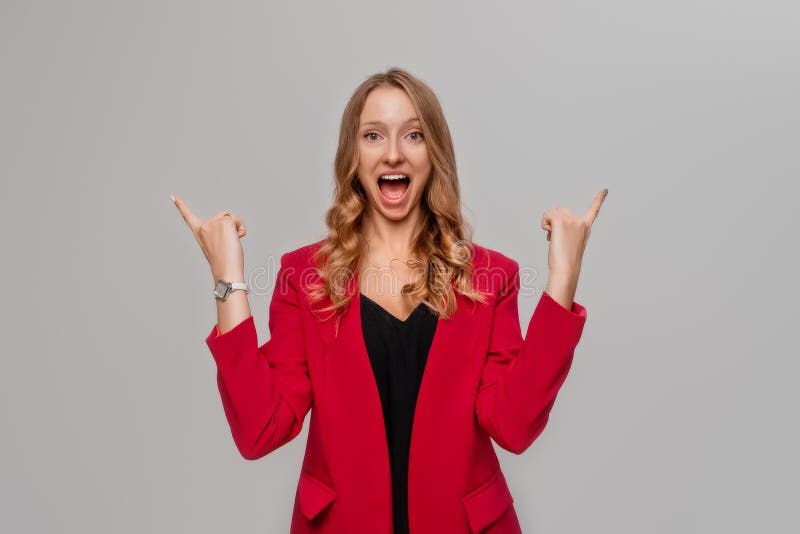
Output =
[{"x1": 360, "y1": 293, "x2": 439, "y2": 534}]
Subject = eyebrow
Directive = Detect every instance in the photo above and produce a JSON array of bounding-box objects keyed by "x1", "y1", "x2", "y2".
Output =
[{"x1": 360, "y1": 117, "x2": 421, "y2": 128}]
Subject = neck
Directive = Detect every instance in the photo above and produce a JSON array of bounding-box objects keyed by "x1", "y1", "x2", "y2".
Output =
[{"x1": 362, "y1": 205, "x2": 425, "y2": 260}]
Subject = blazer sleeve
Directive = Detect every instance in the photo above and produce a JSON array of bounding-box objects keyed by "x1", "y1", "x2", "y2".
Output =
[
  {"x1": 475, "y1": 260, "x2": 587, "y2": 454},
  {"x1": 204, "y1": 252, "x2": 312, "y2": 460}
]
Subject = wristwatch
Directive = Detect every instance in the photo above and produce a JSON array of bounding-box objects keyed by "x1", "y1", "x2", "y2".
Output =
[{"x1": 213, "y1": 279, "x2": 249, "y2": 301}]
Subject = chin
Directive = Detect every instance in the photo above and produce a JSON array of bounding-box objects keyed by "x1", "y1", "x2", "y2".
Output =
[
  {"x1": 370, "y1": 195, "x2": 418, "y2": 221},
  {"x1": 375, "y1": 206, "x2": 412, "y2": 221}
]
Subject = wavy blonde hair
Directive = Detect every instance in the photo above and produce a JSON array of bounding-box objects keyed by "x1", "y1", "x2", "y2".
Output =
[{"x1": 307, "y1": 67, "x2": 488, "y2": 333}]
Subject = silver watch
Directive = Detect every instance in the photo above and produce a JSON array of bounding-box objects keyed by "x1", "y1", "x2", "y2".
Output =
[{"x1": 213, "y1": 279, "x2": 249, "y2": 301}]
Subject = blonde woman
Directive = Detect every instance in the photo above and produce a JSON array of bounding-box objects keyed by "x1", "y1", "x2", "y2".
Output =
[{"x1": 174, "y1": 67, "x2": 606, "y2": 533}]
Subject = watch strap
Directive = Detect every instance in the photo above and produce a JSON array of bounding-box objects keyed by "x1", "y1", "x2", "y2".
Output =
[{"x1": 213, "y1": 279, "x2": 249, "y2": 301}]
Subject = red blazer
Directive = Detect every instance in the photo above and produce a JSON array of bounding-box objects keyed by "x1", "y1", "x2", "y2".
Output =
[{"x1": 205, "y1": 240, "x2": 587, "y2": 533}]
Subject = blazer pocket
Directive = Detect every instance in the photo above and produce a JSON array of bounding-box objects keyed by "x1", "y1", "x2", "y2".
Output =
[
  {"x1": 462, "y1": 470, "x2": 514, "y2": 533},
  {"x1": 298, "y1": 471, "x2": 337, "y2": 521}
]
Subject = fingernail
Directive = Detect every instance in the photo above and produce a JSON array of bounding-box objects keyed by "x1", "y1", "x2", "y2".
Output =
[{"x1": 170, "y1": 194, "x2": 175, "y2": 202}]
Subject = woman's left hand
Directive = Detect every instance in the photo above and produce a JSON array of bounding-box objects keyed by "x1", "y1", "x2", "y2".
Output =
[{"x1": 541, "y1": 188, "x2": 608, "y2": 285}]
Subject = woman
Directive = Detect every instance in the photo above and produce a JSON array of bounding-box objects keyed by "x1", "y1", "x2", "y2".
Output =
[{"x1": 174, "y1": 67, "x2": 606, "y2": 534}]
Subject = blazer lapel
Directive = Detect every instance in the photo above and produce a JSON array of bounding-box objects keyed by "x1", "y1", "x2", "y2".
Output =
[
  {"x1": 314, "y1": 272, "x2": 394, "y2": 526},
  {"x1": 408, "y1": 290, "x2": 482, "y2": 527}
]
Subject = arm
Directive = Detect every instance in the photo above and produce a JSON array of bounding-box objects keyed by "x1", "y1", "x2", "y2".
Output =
[
  {"x1": 475, "y1": 261, "x2": 587, "y2": 454},
  {"x1": 205, "y1": 252, "x2": 312, "y2": 460}
]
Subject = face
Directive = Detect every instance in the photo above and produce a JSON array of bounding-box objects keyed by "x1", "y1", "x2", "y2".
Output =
[{"x1": 356, "y1": 86, "x2": 432, "y2": 222}]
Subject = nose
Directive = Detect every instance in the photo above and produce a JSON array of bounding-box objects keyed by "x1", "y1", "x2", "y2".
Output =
[{"x1": 382, "y1": 135, "x2": 405, "y2": 165}]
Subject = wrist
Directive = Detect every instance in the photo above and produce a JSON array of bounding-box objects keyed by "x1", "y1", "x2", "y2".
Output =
[
  {"x1": 212, "y1": 278, "x2": 249, "y2": 302},
  {"x1": 212, "y1": 270, "x2": 245, "y2": 282},
  {"x1": 544, "y1": 275, "x2": 578, "y2": 311},
  {"x1": 547, "y1": 269, "x2": 578, "y2": 294},
  {"x1": 548, "y1": 269, "x2": 578, "y2": 287}
]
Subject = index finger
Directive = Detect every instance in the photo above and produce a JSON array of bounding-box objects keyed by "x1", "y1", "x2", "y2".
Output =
[
  {"x1": 173, "y1": 195, "x2": 202, "y2": 232},
  {"x1": 583, "y1": 188, "x2": 608, "y2": 225}
]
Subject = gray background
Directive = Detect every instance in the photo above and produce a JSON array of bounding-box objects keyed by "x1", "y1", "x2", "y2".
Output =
[{"x1": 1, "y1": 0, "x2": 798, "y2": 532}]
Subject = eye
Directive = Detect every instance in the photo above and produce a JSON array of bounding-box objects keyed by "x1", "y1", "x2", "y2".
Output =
[
  {"x1": 408, "y1": 130, "x2": 424, "y2": 142},
  {"x1": 364, "y1": 131, "x2": 381, "y2": 142}
]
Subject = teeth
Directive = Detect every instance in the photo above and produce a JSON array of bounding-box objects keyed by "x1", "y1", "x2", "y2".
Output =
[{"x1": 379, "y1": 174, "x2": 408, "y2": 181}]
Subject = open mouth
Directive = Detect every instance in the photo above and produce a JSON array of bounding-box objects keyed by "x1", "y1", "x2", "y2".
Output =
[{"x1": 377, "y1": 174, "x2": 410, "y2": 200}]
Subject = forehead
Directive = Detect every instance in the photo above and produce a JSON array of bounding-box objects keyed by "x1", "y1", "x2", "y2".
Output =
[{"x1": 359, "y1": 86, "x2": 418, "y2": 125}]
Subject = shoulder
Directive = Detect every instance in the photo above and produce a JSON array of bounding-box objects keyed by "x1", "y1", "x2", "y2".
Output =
[
  {"x1": 469, "y1": 242, "x2": 520, "y2": 294},
  {"x1": 268, "y1": 240, "x2": 326, "y2": 296},
  {"x1": 470, "y1": 242, "x2": 519, "y2": 273},
  {"x1": 279, "y1": 239, "x2": 326, "y2": 267}
]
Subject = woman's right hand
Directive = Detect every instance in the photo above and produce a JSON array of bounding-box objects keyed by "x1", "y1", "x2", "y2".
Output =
[{"x1": 172, "y1": 195, "x2": 247, "y2": 280}]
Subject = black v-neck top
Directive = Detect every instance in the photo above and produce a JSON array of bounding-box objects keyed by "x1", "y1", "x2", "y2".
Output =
[{"x1": 359, "y1": 293, "x2": 439, "y2": 534}]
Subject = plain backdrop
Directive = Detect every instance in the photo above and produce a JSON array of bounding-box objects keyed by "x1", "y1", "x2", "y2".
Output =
[{"x1": 1, "y1": 1, "x2": 798, "y2": 532}]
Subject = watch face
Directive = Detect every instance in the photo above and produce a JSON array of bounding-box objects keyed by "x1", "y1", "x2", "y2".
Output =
[{"x1": 214, "y1": 280, "x2": 230, "y2": 299}]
